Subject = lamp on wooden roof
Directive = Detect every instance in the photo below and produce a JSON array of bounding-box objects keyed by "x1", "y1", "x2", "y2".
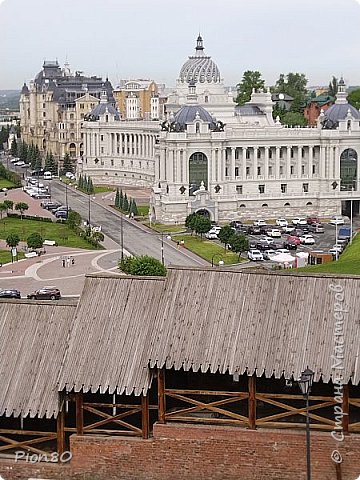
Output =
[
  {"x1": 298, "y1": 367, "x2": 314, "y2": 480},
  {"x1": 298, "y1": 368, "x2": 314, "y2": 396}
]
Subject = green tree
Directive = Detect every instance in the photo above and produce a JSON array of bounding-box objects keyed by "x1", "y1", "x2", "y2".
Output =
[
  {"x1": 115, "y1": 188, "x2": 120, "y2": 207},
  {"x1": 0, "y1": 203, "x2": 6, "y2": 219},
  {"x1": 132, "y1": 199, "x2": 138, "y2": 216},
  {"x1": 4, "y1": 200, "x2": 13, "y2": 214},
  {"x1": 348, "y1": 88, "x2": 360, "y2": 110},
  {"x1": 328, "y1": 76, "x2": 338, "y2": 97},
  {"x1": 236, "y1": 70, "x2": 265, "y2": 105},
  {"x1": 193, "y1": 215, "x2": 211, "y2": 238},
  {"x1": 27, "y1": 232, "x2": 43, "y2": 250},
  {"x1": 218, "y1": 225, "x2": 234, "y2": 250},
  {"x1": 119, "y1": 189, "x2": 124, "y2": 209},
  {"x1": 119, "y1": 255, "x2": 167, "y2": 276},
  {"x1": 15, "y1": 202, "x2": 29, "y2": 219},
  {"x1": 229, "y1": 234, "x2": 249, "y2": 259},
  {"x1": 10, "y1": 137, "x2": 17, "y2": 156},
  {"x1": 44, "y1": 152, "x2": 57, "y2": 174},
  {"x1": 92, "y1": 231, "x2": 104, "y2": 243},
  {"x1": 67, "y1": 210, "x2": 82, "y2": 229},
  {"x1": 0, "y1": 126, "x2": 9, "y2": 151},
  {"x1": 88, "y1": 177, "x2": 94, "y2": 194},
  {"x1": 282, "y1": 112, "x2": 308, "y2": 127},
  {"x1": 6, "y1": 233, "x2": 20, "y2": 248},
  {"x1": 274, "y1": 72, "x2": 308, "y2": 114},
  {"x1": 123, "y1": 192, "x2": 129, "y2": 211},
  {"x1": 185, "y1": 212, "x2": 197, "y2": 234},
  {"x1": 62, "y1": 153, "x2": 73, "y2": 174},
  {"x1": 18, "y1": 141, "x2": 28, "y2": 162}
]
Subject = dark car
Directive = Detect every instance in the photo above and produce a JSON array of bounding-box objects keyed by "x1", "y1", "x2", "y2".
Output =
[
  {"x1": 27, "y1": 286, "x2": 61, "y2": 300},
  {"x1": 283, "y1": 241, "x2": 297, "y2": 251},
  {"x1": 307, "y1": 216, "x2": 320, "y2": 225},
  {"x1": 308, "y1": 223, "x2": 325, "y2": 234},
  {"x1": 0, "y1": 289, "x2": 21, "y2": 299},
  {"x1": 230, "y1": 221, "x2": 243, "y2": 230},
  {"x1": 41, "y1": 201, "x2": 62, "y2": 210},
  {"x1": 55, "y1": 210, "x2": 68, "y2": 219},
  {"x1": 248, "y1": 226, "x2": 261, "y2": 235}
]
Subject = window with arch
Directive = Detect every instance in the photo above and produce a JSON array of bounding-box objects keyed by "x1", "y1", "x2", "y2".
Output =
[
  {"x1": 189, "y1": 152, "x2": 208, "y2": 196},
  {"x1": 262, "y1": 203, "x2": 268, "y2": 207},
  {"x1": 306, "y1": 202, "x2": 313, "y2": 206},
  {"x1": 340, "y1": 148, "x2": 357, "y2": 191},
  {"x1": 239, "y1": 204, "x2": 246, "y2": 208},
  {"x1": 284, "y1": 202, "x2": 290, "y2": 206}
]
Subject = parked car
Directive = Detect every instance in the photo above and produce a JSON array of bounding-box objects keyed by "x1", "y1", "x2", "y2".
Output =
[
  {"x1": 266, "y1": 228, "x2": 282, "y2": 238},
  {"x1": 292, "y1": 217, "x2": 307, "y2": 226},
  {"x1": 276, "y1": 218, "x2": 288, "y2": 227},
  {"x1": 338, "y1": 226, "x2": 351, "y2": 239},
  {"x1": 299, "y1": 234, "x2": 316, "y2": 245},
  {"x1": 0, "y1": 289, "x2": 21, "y2": 299},
  {"x1": 248, "y1": 226, "x2": 261, "y2": 235},
  {"x1": 307, "y1": 216, "x2": 320, "y2": 225},
  {"x1": 283, "y1": 241, "x2": 297, "y2": 251},
  {"x1": 14, "y1": 161, "x2": 25, "y2": 166},
  {"x1": 253, "y1": 219, "x2": 266, "y2": 227},
  {"x1": 259, "y1": 237, "x2": 274, "y2": 245},
  {"x1": 41, "y1": 201, "x2": 62, "y2": 210},
  {"x1": 308, "y1": 223, "x2": 325, "y2": 234},
  {"x1": 27, "y1": 286, "x2": 61, "y2": 300},
  {"x1": 263, "y1": 249, "x2": 277, "y2": 260},
  {"x1": 33, "y1": 192, "x2": 51, "y2": 199},
  {"x1": 330, "y1": 215, "x2": 347, "y2": 225},
  {"x1": 229, "y1": 221, "x2": 243, "y2": 230},
  {"x1": 205, "y1": 231, "x2": 219, "y2": 239},
  {"x1": 55, "y1": 210, "x2": 68, "y2": 219},
  {"x1": 276, "y1": 248, "x2": 290, "y2": 254},
  {"x1": 282, "y1": 225, "x2": 295, "y2": 234},
  {"x1": 248, "y1": 249, "x2": 264, "y2": 261},
  {"x1": 329, "y1": 245, "x2": 343, "y2": 257},
  {"x1": 287, "y1": 235, "x2": 301, "y2": 245}
]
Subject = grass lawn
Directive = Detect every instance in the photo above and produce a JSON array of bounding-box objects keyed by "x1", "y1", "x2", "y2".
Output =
[
  {"x1": 144, "y1": 222, "x2": 186, "y2": 233},
  {"x1": 172, "y1": 234, "x2": 243, "y2": 265},
  {"x1": 94, "y1": 185, "x2": 115, "y2": 194},
  {"x1": 297, "y1": 233, "x2": 360, "y2": 275},
  {"x1": 137, "y1": 205, "x2": 149, "y2": 217},
  {"x1": 0, "y1": 249, "x2": 25, "y2": 264},
  {"x1": 0, "y1": 217, "x2": 100, "y2": 250},
  {"x1": 0, "y1": 178, "x2": 17, "y2": 189}
]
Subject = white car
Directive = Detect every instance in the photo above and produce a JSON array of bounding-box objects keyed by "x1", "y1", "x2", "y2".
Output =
[
  {"x1": 248, "y1": 249, "x2": 264, "y2": 261},
  {"x1": 259, "y1": 236, "x2": 274, "y2": 245},
  {"x1": 276, "y1": 248, "x2": 290, "y2": 254},
  {"x1": 292, "y1": 217, "x2": 307, "y2": 226},
  {"x1": 299, "y1": 234, "x2": 315, "y2": 245},
  {"x1": 276, "y1": 218, "x2": 288, "y2": 227},
  {"x1": 14, "y1": 161, "x2": 25, "y2": 166},
  {"x1": 330, "y1": 216, "x2": 346, "y2": 225},
  {"x1": 282, "y1": 225, "x2": 295, "y2": 234},
  {"x1": 267, "y1": 228, "x2": 282, "y2": 238},
  {"x1": 253, "y1": 219, "x2": 266, "y2": 227},
  {"x1": 263, "y1": 249, "x2": 277, "y2": 260},
  {"x1": 205, "y1": 231, "x2": 218, "y2": 240},
  {"x1": 329, "y1": 244, "x2": 343, "y2": 255}
]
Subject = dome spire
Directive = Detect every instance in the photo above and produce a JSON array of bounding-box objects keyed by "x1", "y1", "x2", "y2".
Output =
[
  {"x1": 195, "y1": 34, "x2": 204, "y2": 56},
  {"x1": 335, "y1": 76, "x2": 347, "y2": 105}
]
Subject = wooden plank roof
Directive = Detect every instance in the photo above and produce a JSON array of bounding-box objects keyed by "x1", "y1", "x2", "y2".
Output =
[
  {"x1": 147, "y1": 268, "x2": 360, "y2": 384},
  {"x1": 0, "y1": 300, "x2": 76, "y2": 419},
  {"x1": 57, "y1": 274, "x2": 165, "y2": 396}
]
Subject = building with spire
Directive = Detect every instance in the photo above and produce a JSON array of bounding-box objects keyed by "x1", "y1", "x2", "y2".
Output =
[{"x1": 19, "y1": 61, "x2": 115, "y2": 162}]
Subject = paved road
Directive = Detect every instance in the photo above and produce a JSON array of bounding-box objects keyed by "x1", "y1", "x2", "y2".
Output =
[{"x1": 49, "y1": 180, "x2": 207, "y2": 267}]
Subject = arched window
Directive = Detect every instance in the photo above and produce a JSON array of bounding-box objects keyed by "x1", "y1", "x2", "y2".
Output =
[
  {"x1": 196, "y1": 123, "x2": 200, "y2": 133},
  {"x1": 284, "y1": 202, "x2": 290, "y2": 207},
  {"x1": 262, "y1": 203, "x2": 268, "y2": 207},
  {"x1": 306, "y1": 202, "x2": 313, "y2": 206},
  {"x1": 340, "y1": 148, "x2": 357, "y2": 191},
  {"x1": 189, "y1": 152, "x2": 208, "y2": 196},
  {"x1": 240, "y1": 204, "x2": 246, "y2": 208}
]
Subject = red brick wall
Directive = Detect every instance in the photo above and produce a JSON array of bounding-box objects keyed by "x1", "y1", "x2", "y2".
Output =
[{"x1": 1, "y1": 423, "x2": 360, "y2": 480}]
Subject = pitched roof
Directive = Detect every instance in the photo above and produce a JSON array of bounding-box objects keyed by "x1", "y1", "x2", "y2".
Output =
[
  {"x1": 0, "y1": 300, "x2": 76, "y2": 419},
  {"x1": 57, "y1": 274, "x2": 165, "y2": 396}
]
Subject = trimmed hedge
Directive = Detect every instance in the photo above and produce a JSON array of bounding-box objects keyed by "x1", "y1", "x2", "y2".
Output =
[{"x1": 7, "y1": 213, "x2": 53, "y2": 223}]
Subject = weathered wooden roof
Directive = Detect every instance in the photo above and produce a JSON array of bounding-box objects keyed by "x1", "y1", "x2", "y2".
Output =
[
  {"x1": 148, "y1": 268, "x2": 360, "y2": 384},
  {"x1": 57, "y1": 274, "x2": 165, "y2": 396},
  {"x1": 0, "y1": 300, "x2": 76, "y2": 419}
]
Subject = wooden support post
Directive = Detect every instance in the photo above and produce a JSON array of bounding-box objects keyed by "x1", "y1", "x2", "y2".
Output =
[
  {"x1": 248, "y1": 375, "x2": 256, "y2": 429},
  {"x1": 76, "y1": 393, "x2": 84, "y2": 435},
  {"x1": 158, "y1": 368, "x2": 166, "y2": 423},
  {"x1": 342, "y1": 384, "x2": 349, "y2": 435},
  {"x1": 141, "y1": 393, "x2": 150, "y2": 439},
  {"x1": 57, "y1": 393, "x2": 65, "y2": 456},
  {"x1": 335, "y1": 462, "x2": 342, "y2": 480}
]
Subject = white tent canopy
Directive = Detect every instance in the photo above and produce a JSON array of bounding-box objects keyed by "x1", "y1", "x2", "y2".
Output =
[{"x1": 271, "y1": 253, "x2": 296, "y2": 263}]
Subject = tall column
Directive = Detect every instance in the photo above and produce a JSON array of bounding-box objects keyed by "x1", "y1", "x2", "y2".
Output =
[
  {"x1": 275, "y1": 147, "x2": 280, "y2": 179},
  {"x1": 222, "y1": 148, "x2": 226, "y2": 181},
  {"x1": 124, "y1": 134, "x2": 128, "y2": 157},
  {"x1": 154, "y1": 153, "x2": 160, "y2": 182},
  {"x1": 286, "y1": 146, "x2": 292, "y2": 178},
  {"x1": 320, "y1": 145, "x2": 326, "y2": 177},
  {"x1": 253, "y1": 147, "x2": 258, "y2": 178},
  {"x1": 297, "y1": 146, "x2": 302, "y2": 178},
  {"x1": 216, "y1": 149, "x2": 221, "y2": 182},
  {"x1": 230, "y1": 147, "x2": 236, "y2": 181},
  {"x1": 308, "y1": 146, "x2": 313, "y2": 179},
  {"x1": 211, "y1": 148, "x2": 216, "y2": 183},
  {"x1": 160, "y1": 148, "x2": 166, "y2": 181},
  {"x1": 242, "y1": 147, "x2": 247, "y2": 179},
  {"x1": 334, "y1": 145, "x2": 340, "y2": 179},
  {"x1": 264, "y1": 147, "x2": 269, "y2": 180}
]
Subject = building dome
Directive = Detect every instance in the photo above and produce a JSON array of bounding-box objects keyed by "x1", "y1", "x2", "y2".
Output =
[
  {"x1": 172, "y1": 104, "x2": 217, "y2": 130},
  {"x1": 322, "y1": 103, "x2": 360, "y2": 128},
  {"x1": 84, "y1": 91, "x2": 120, "y2": 121},
  {"x1": 179, "y1": 35, "x2": 221, "y2": 84}
]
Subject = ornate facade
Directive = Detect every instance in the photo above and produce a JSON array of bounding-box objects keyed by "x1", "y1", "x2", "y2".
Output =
[{"x1": 113, "y1": 79, "x2": 162, "y2": 120}]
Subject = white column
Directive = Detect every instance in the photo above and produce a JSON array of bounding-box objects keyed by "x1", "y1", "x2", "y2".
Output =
[
  {"x1": 320, "y1": 146, "x2": 326, "y2": 177},
  {"x1": 253, "y1": 147, "x2": 258, "y2": 178},
  {"x1": 124, "y1": 134, "x2": 128, "y2": 157},
  {"x1": 334, "y1": 145, "x2": 340, "y2": 179},
  {"x1": 222, "y1": 148, "x2": 226, "y2": 181},
  {"x1": 242, "y1": 147, "x2": 247, "y2": 179},
  {"x1": 286, "y1": 146, "x2": 292, "y2": 178},
  {"x1": 308, "y1": 146, "x2": 313, "y2": 179},
  {"x1": 211, "y1": 148, "x2": 216, "y2": 183},
  {"x1": 297, "y1": 146, "x2": 302, "y2": 178},
  {"x1": 230, "y1": 147, "x2": 236, "y2": 181},
  {"x1": 275, "y1": 147, "x2": 280, "y2": 179},
  {"x1": 264, "y1": 147, "x2": 269, "y2": 179},
  {"x1": 216, "y1": 149, "x2": 221, "y2": 182},
  {"x1": 155, "y1": 153, "x2": 160, "y2": 182}
]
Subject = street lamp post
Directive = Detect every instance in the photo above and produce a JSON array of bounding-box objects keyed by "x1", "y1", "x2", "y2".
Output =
[
  {"x1": 298, "y1": 368, "x2": 315, "y2": 480},
  {"x1": 161, "y1": 232, "x2": 164, "y2": 266},
  {"x1": 64, "y1": 181, "x2": 68, "y2": 211},
  {"x1": 211, "y1": 253, "x2": 224, "y2": 267},
  {"x1": 88, "y1": 194, "x2": 91, "y2": 228},
  {"x1": 120, "y1": 212, "x2": 124, "y2": 261},
  {"x1": 350, "y1": 187, "x2": 354, "y2": 244}
]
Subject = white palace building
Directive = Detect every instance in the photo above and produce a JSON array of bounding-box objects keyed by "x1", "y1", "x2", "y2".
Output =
[{"x1": 81, "y1": 35, "x2": 360, "y2": 223}]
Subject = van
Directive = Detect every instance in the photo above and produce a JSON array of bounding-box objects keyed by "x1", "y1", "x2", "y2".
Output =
[{"x1": 44, "y1": 171, "x2": 52, "y2": 180}]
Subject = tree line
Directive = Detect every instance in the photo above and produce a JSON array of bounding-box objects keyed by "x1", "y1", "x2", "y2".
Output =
[{"x1": 114, "y1": 188, "x2": 138, "y2": 216}]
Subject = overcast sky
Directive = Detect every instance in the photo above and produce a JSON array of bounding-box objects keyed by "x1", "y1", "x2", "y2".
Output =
[{"x1": 1, "y1": 0, "x2": 360, "y2": 90}]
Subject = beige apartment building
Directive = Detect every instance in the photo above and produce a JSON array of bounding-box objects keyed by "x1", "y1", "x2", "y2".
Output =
[{"x1": 113, "y1": 80, "x2": 163, "y2": 120}]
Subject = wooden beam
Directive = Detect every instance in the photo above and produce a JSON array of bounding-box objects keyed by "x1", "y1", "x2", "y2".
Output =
[
  {"x1": 248, "y1": 375, "x2": 256, "y2": 429},
  {"x1": 335, "y1": 462, "x2": 342, "y2": 480},
  {"x1": 158, "y1": 368, "x2": 166, "y2": 423},
  {"x1": 57, "y1": 397, "x2": 66, "y2": 456},
  {"x1": 141, "y1": 393, "x2": 150, "y2": 439},
  {"x1": 76, "y1": 392, "x2": 84, "y2": 435},
  {"x1": 342, "y1": 384, "x2": 349, "y2": 435}
]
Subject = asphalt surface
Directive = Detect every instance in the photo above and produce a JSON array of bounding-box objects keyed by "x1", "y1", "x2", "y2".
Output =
[{"x1": 48, "y1": 180, "x2": 207, "y2": 267}]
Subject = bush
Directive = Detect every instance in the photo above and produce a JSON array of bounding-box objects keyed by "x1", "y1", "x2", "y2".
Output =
[
  {"x1": 119, "y1": 255, "x2": 167, "y2": 276},
  {"x1": 27, "y1": 232, "x2": 43, "y2": 249},
  {"x1": 6, "y1": 213, "x2": 53, "y2": 222}
]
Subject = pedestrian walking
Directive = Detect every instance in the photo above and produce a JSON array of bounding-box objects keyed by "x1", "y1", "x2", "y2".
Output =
[
  {"x1": 66, "y1": 256, "x2": 70, "y2": 268},
  {"x1": 71, "y1": 257, "x2": 75, "y2": 266},
  {"x1": 62, "y1": 257, "x2": 65, "y2": 268}
]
